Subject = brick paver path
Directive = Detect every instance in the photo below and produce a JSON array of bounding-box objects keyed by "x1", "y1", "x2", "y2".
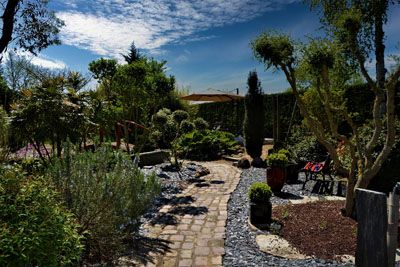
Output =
[{"x1": 140, "y1": 161, "x2": 241, "y2": 267}]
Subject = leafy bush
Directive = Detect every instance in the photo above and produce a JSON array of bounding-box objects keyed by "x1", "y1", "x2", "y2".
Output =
[
  {"x1": 0, "y1": 165, "x2": 83, "y2": 266},
  {"x1": 286, "y1": 125, "x2": 327, "y2": 162},
  {"x1": 0, "y1": 107, "x2": 8, "y2": 162},
  {"x1": 180, "y1": 119, "x2": 195, "y2": 134},
  {"x1": 193, "y1": 117, "x2": 209, "y2": 131},
  {"x1": 46, "y1": 145, "x2": 161, "y2": 263},
  {"x1": 175, "y1": 130, "x2": 238, "y2": 160},
  {"x1": 267, "y1": 152, "x2": 289, "y2": 167},
  {"x1": 248, "y1": 182, "x2": 273, "y2": 203}
]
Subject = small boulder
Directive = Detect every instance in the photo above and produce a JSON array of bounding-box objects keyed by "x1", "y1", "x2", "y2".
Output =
[
  {"x1": 237, "y1": 157, "x2": 251, "y2": 169},
  {"x1": 195, "y1": 166, "x2": 210, "y2": 178}
]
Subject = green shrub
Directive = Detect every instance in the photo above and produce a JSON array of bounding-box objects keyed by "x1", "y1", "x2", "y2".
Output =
[
  {"x1": 172, "y1": 110, "x2": 189, "y2": 124},
  {"x1": 243, "y1": 71, "x2": 265, "y2": 159},
  {"x1": 0, "y1": 107, "x2": 8, "y2": 162},
  {"x1": 180, "y1": 120, "x2": 195, "y2": 134},
  {"x1": 175, "y1": 130, "x2": 237, "y2": 160},
  {"x1": 248, "y1": 182, "x2": 273, "y2": 203},
  {"x1": 193, "y1": 117, "x2": 209, "y2": 131},
  {"x1": 46, "y1": 145, "x2": 161, "y2": 263},
  {"x1": 267, "y1": 152, "x2": 289, "y2": 167},
  {"x1": 0, "y1": 165, "x2": 83, "y2": 266},
  {"x1": 152, "y1": 110, "x2": 169, "y2": 126},
  {"x1": 286, "y1": 125, "x2": 327, "y2": 162}
]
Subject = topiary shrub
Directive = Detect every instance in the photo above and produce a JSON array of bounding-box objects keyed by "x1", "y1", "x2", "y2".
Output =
[
  {"x1": 193, "y1": 117, "x2": 209, "y2": 131},
  {"x1": 46, "y1": 145, "x2": 160, "y2": 263},
  {"x1": 0, "y1": 165, "x2": 83, "y2": 266},
  {"x1": 243, "y1": 71, "x2": 265, "y2": 160},
  {"x1": 248, "y1": 182, "x2": 273, "y2": 203},
  {"x1": 175, "y1": 130, "x2": 237, "y2": 160},
  {"x1": 180, "y1": 120, "x2": 195, "y2": 134},
  {"x1": 172, "y1": 110, "x2": 189, "y2": 124}
]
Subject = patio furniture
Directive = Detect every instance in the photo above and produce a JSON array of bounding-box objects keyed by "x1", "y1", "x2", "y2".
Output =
[{"x1": 300, "y1": 154, "x2": 334, "y2": 193}]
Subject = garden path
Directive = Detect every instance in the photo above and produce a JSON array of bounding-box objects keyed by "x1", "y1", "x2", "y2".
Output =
[{"x1": 139, "y1": 161, "x2": 241, "y2": 267}]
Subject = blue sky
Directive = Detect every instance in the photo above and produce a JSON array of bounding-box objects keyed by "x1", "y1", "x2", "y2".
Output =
[{"x1": 19, "y1": 0, "x2": 400, "y2": 94}]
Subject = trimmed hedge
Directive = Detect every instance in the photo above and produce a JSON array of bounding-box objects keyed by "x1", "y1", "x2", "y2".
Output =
[
  {"x1": 197, "y1": 92, "x2": 301, "y2": 138},
  {"x1": 196, "y1": 83, "x2": 400, "y2": 137}
]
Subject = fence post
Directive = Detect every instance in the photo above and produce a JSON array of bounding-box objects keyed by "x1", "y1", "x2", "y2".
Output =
[
  {"x1": 387, "y1": 183, "x2": 400, "y2": 267},
  {"x1": 356, "y1": 188, "x2": 388, "y2": 267}
]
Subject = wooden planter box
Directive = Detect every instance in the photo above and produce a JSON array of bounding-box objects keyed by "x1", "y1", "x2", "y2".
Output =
[{"x1": 249, "y1": 201, "x2": 272, "y2": 225}]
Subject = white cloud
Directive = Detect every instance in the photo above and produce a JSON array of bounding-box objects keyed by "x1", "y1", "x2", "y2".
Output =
[
  {"x1": 56, "y1": 0, "x2": 299, "y2": 58},
  {"x1": 3, "y1": 51, "x2": 67, "y2": 69}
]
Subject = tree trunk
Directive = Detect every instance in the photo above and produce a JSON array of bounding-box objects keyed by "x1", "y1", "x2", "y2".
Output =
[
  {"x1": 345, "y1": 177, "x2": 357, "y2": 218},
  {"x1": 0, "y1": 0, "x2": 20, "y2": 58}
]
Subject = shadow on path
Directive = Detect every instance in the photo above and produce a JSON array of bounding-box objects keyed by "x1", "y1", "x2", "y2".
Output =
[{"x1": 127, "y1": 235, "x2": 171, "y2": 265}]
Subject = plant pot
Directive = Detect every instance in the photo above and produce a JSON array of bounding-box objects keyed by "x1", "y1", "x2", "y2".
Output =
[
  {"x1": 266, "y1": 166, "x2": 286, "y2": 192},
  {"x1": 249, "y1": 201, "x2": 272, "y2": 225},
  {"x1": 286, "y1": 163, "x2": 299, "y2": 184}
]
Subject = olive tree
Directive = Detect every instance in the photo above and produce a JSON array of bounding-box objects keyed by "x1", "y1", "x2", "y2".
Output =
[{"x1": 252, "y1": 0, "x2": 399, "y2": 217}]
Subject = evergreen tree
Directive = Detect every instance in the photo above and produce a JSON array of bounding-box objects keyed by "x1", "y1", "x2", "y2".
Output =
[
  {"x1": 243, "y1": 70, "x2": 265, "y2": 162},
  {"x1": 122, "y1": 42, "x2": 142, "y2": 64}
]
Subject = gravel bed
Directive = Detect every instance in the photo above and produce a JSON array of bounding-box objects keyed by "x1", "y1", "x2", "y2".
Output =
[{"x1": 224, "y1": 167, "x2": 351, "y2": 267}]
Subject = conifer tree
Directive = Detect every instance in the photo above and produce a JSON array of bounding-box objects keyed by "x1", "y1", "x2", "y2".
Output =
[{"x1": 243, "y1": 70, "x2": 265, "y2": 164}]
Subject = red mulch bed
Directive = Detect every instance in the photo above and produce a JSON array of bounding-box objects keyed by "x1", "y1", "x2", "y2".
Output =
[{"x1": 272, "y1": 201, "x2": 357, "y2": 260}]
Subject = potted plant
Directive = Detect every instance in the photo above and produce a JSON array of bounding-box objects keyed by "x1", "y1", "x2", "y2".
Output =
[
  {"x1": 266, "y1": 152, "x2": 288, "y2": 192},
  {"x1": 248, "y1": 182, "x2": 273, "y2": 225}
]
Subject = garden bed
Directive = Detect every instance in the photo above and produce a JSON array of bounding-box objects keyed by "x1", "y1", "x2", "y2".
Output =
[
  {"x1": 224, "y1": 167, "x2": 348, "y2": 266},
  {"x1": 273, "y1": 201, "x2": 357, "y2": 260}
]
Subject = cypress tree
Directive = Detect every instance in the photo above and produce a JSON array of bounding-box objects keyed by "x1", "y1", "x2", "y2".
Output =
[{"x1": 243, "y1": 70, "x2": 265, "y2": 163}]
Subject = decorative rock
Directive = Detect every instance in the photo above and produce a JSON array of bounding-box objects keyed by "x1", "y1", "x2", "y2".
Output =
[
  {"x1": 336, "y1": 254, "x2": 355, "y2": 264},
  {"x1": 237, "y1": 157, "x2": 251, "y2": 169},
  {"x1": 139, "y1": 150, "x2": 170, "y2": 166},
  {"x1": 195, "y1": 166, "x2": 210, "y2": 178},
  {"x1": 256, "y1": 234, "x2": 309, "y2": 260}
]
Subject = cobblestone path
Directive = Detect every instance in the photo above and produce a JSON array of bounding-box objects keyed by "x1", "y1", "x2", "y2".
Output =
[{"x1": 140, "y1": 161, "x2": 241, "y2": 267}]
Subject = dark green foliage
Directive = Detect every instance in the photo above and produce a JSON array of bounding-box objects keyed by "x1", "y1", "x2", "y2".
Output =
[
  {"x1": 0, "y1": 165, "x2": 83, "y2": 265},
  {"x1": 122, "y1": 41, "x2": 142, "y2": 64},
  {"x1": 46, "y1": 146, "x2": 160, "y2": 262},
  {"x1": 267, "y1": 152, "x2": 289, "y2": 167},
  {"x1": 88, "y1": 58, "x2": 118, "y2": 81},
  {"x1": 286, "y1": 125, "x2": 327, "y2": 162},
  {"x1": 196, "y1": 83, "x2": 398, "y2": 139},
  {"x1": 193, "y1": 117, "x2": 209, "y2": 131},
  {"x1": 243, "y1": 71, "x2": 265, "y2": 159},
  {"x1": 0, "y1": 76, "x2": 14, "y2": 111},
  {"x1": 172, "y1": 110, "x2": 189, "y2": 124},
  {"x1": 251, "y1": 33, "x2": 295, "y2": 68},
  {"x1": 196, "y1": 99, "x2": 244, "y2": 134},
  {"x1": 248, "y1": 182, "x2": 273, "y2": 203},
  {"x1": 175, "y1": 130, "x2": 238, "y2": 160},
  {"x1": 196, "y1": 92, "x2": 301, "y2": 138},
  {"x1": 180, "y1": 120, "x2": 195, "y2": 134},
  {"x1": 152, "y1": 109, "x2": 169, "y2": 127}
]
